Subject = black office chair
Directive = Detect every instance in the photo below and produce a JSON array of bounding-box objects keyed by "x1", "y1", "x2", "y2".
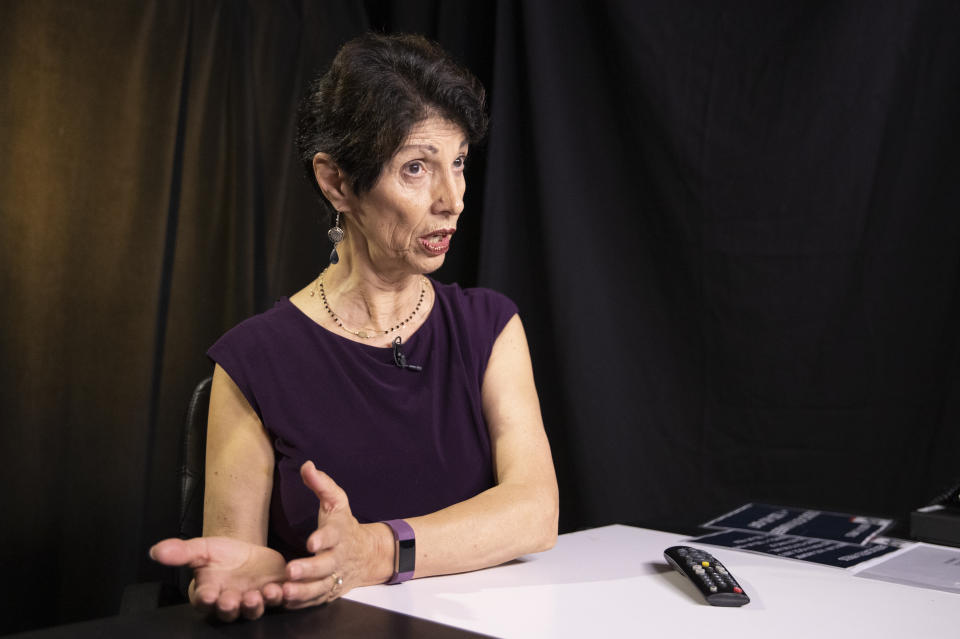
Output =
[{"x1": 175, "y1": 375, "x2": 213, "y2": 598}]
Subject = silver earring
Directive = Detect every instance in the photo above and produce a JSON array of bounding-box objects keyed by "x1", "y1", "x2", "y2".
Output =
[{"x1": 328, "y1": 211, "x2": 344, "y2": 264}]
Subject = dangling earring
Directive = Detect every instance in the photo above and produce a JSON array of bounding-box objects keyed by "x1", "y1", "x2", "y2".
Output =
[{"x1": 328, "y1": 211, "x2": 344, "y2": 264}]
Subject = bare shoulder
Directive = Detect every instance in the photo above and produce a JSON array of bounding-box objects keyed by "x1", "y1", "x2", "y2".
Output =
[{"x1": 481, "y1": 314, "x2": 542, "y2": 440}]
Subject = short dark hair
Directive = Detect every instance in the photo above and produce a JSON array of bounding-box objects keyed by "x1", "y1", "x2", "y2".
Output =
[{"x1": 296, "y1": 33, "x2": 488, "y2": 207}]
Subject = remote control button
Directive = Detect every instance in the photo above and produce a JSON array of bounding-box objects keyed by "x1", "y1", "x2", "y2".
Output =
[
  {"x1": 709, "y1": 586, "x2": 717, "y2": 592},
  {"x1": 701, "y1": 561, "x2": 710, "y2": 567},
  {"x1": 733, "y1": 586, "x2": 743, "y2": 594}
]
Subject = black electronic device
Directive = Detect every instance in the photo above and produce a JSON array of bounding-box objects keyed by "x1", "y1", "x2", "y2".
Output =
[
  {"x1": 911, "y1": 478, "x2": 960, "y2": 547},
  {"x1": 663, "y1": 546, "x2": 750, "y2": 607},
  {"x1": 928, "y1": 480, "x2": 960, "y2": 511}
]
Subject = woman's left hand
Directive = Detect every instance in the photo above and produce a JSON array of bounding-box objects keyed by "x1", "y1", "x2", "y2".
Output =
[{"x1": 281, "y1": 461, "x2": 389, "y2": 609}]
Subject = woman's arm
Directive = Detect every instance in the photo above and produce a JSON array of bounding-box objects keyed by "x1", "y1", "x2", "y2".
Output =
[
  {"x1": 405, "y1": 313, "x2": 560, "y2": 574},
  {"x1": 284, "y1": 314, "x2": 559, "y2": 603},
  {"x1": 203, "y1": 364, "x2": 275, "y2": 544},
  {"x1": 150, "y1": 364, "x2": 287, "y2": 621}
]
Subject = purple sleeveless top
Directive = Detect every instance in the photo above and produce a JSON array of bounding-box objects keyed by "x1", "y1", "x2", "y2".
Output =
[{"x1": 208, "y1": 279, "x2": 518, "y2": 559}]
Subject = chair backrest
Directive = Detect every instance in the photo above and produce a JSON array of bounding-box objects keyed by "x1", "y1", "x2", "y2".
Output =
[
  {"x1": 176, "y1": 375, "x2": 212, "y2": 597},
  {"x1": 179, "y1": 375, "x2": 212, "y2": 538}
]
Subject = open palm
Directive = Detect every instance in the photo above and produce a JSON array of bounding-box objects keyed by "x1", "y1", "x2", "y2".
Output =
[{"x1": 151, "y1": 536, "x2": 287, "y2": 620}]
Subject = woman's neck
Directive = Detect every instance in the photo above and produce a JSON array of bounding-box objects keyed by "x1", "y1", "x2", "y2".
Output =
[{"x1": 320, "y1": 257, "x2": 426, "y2": 336}]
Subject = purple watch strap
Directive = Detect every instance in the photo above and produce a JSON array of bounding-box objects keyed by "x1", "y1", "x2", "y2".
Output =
[{"x1": 383, "y1": 519, "x2": 415, "y2": 584}]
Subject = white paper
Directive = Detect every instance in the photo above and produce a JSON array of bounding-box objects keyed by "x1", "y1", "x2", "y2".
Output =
[{"x1": 852, "y1": 543, "x2": 960, "y2": 594}]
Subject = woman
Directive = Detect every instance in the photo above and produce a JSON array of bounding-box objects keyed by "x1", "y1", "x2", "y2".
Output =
[{"x1": 150, "y1": 32, "x2": 558, "y2": 622}]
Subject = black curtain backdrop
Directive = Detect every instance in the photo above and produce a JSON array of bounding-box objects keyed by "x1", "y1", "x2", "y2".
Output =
[
  {"x1": 2, "y1": 0, "x2": 958, "y2": 634},
  {"x1": 483, "y1": 0, "x2": 960, "y2": 534}
]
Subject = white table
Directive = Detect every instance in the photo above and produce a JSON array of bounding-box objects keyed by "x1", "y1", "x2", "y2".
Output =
[{"x1": 345, "y1": 524, "x2": 958, "y2": 638}]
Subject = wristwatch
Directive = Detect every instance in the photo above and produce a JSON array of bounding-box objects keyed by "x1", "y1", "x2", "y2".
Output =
[{"x1": 383, "y1": 519, "x2": 415, "y2": 584}]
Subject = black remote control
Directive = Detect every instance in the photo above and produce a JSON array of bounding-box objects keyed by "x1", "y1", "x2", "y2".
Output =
[{"x1": 663, "y1": 546, "x2": 750, "y2": 607}]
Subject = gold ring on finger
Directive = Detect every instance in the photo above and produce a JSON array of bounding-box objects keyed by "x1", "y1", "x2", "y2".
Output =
[{"x1": 330, "y1": 572, "x2": 343, "y2": 597}]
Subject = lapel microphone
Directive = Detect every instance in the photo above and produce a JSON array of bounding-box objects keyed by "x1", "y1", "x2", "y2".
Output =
[{"x1": 392, "y1": 336, "x2": 422, "y2": 371}]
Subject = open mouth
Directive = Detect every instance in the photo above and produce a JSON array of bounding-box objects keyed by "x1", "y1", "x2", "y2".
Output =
[{"x1": 419, "y1": 229, "x2": 454, "y2": 255}]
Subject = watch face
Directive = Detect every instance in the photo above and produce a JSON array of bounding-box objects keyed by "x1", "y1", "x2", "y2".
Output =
[{"x1": 398, "y1": 538, "x2": 416, "y2": 574}]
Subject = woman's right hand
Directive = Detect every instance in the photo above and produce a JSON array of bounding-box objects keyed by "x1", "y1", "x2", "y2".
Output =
[{"x1": 150, "y1": 536, "x2": 287, "y2": 621}]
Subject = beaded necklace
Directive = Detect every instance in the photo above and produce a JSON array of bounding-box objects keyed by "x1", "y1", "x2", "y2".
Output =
[{"x1": 312, "y1": 271, "x2": 426, "y2": 339}]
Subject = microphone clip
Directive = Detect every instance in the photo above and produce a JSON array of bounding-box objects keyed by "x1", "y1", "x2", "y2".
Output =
[{"x1": 392, "y1": 336, "x2": 422, "y2": 372}]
